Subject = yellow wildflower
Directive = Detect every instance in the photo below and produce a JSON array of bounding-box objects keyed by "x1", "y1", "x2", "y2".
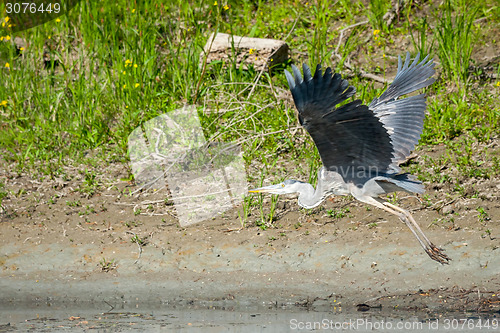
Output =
[
  {"x1": 133, "y1": 64, "x2": 138, "y2": 68},
  {"x1": 496, "y1": 81, "x2": 500, "y2": 87},
  {"x1": 123, "y1": 84, "x2": 126, "y2": 89},
  {"x1": 249, "y1": 48, "x2": 255, "y2": 55},
  {"x1": 213, "y1": 1, "x2": 217, "y2": 5},
  {"x1": 135, "y1": 83, "x2": 140, "y2": 88},
  {"x1": 373, "y1": 29, "x2": 380, "y2": 35},
  {"x1": 5, "y1": 17, "x2": 9, "y2": 22},
  {"x1": 223, "y1": 5, "x2": 229, "y2": 10},
  {"x1": 0, "y1": 100, "x2": 7, "y2": 107},
  {"x1": 1, "y1": 22, "x2": 4, "y2": 28},
  {"x1": 5, "y1": 35, "x2": 10, "y2": 41},
  {"x1": 20, "y1": 47, "x2": 25, "y2": 51},
  {"x1": 5, "y1": 62, "x2": 9, "y2": 68},
  {"x1": 132, "y1": 8, "x2": 136, "y2": 13},
  {"x1": 122, "y1": 71, "x2": 126, "y2": 74},
  {"x1": 56, "y1": 18, "x2": 61, "y2": 23}
]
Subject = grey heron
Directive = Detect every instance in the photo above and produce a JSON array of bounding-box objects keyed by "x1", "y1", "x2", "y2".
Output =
[{"x1": 249, "y1": 52, "x2": 450, "y2": 264}]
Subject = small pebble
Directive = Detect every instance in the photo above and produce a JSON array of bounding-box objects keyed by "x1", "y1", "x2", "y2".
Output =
[{"x1": 441, "y1": 205, "x2": 454, "y2": 215}]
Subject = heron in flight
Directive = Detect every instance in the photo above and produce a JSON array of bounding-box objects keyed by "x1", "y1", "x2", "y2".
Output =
[{"x1": 249, "y1": 52, "x2": 450, "y2": 264}]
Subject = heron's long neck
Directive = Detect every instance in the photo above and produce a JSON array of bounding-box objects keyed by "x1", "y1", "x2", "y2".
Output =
[{"x1": 297, "y1": 182, "x2": 326, "y2": 209}]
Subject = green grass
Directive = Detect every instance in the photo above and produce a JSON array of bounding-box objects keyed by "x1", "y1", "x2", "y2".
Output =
[
  {"x1": 99, "y1": 257, "x2": 117, "y2": 272},
  {"x1": 327, "y1": 207, "x2": 351, "y2": 219},
  {"x1": 0, "y1": 181, "x2": 7, "y2": 207},
  {"x1": 368, "y1": 0, "x2": 391, "y2": 31},
  {"x1": 434, "y1": 0, "x2": 478, "y2": 90},
  {"x1": 409, "y1": 17, "x2": 434, "y2": 61},
  {"x1": 130, "y1": 234, "x2": 147, "y2": 246},
  {"x1": 0, "y1": 0, "x2": 499, "y2": 225}
]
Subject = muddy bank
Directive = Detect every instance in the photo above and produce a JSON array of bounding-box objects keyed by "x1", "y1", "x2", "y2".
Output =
[
  {"x1": 1, "y1": 221, "x2": 499, "y2": 313},
  {"x1": 1, "y1": 153, "x2": 499, "y2": 313}
]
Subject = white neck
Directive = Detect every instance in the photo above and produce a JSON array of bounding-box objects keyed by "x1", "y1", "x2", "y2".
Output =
[
  {"x1": 297, "y1": 168, "x2": 349, "y2": 208},
  {"x1": 297, "y1": 182, "x2": 325, "y2": 209}
]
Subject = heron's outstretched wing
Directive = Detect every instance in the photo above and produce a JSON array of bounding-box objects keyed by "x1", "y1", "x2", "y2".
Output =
[
  {"x1": 285, "y1": 64, "x2": 393, "y2": 178},
  {"x1": 369, "y1": 52, "x2": 435, "y2": 166}
]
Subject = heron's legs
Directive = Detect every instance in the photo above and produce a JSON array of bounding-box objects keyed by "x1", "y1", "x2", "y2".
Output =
[
  {"x1": 368, "y1": 198, "x2": 433, "y2": 258},
  {"x1": 381, "y1": 201, "x2": 450, "y2": 264},
  {"x1": 382, "y1": 201, "x2": 432, "y2": 246},
  {"x1": 359, "y1": 196, "x2": 450, "y2": 264}
]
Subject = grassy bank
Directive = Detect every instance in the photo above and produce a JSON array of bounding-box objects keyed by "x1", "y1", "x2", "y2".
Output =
[{"x1": 0, "y1": 0, "x2": 499, "y2": 223}]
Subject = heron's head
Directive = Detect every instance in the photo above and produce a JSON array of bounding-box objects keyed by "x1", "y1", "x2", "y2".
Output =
[{"x1": 249, "y1": 179, "x2": 303, "y2": 195}]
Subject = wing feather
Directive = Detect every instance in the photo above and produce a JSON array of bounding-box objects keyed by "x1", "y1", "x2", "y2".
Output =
[
  {"x1": 369, "y1": 53, "x2": 435, "y2": 165},
  {"x1": 285, "y1": 52, "x2": 435, "y2": 181},
  {"x1": 285, "y1": 64, "x2": 393, "y2": 179}
]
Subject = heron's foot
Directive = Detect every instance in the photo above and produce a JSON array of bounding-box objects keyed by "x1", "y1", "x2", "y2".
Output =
[{"x1": 425, "y1": 244, "x2": 451, "y2": 265}]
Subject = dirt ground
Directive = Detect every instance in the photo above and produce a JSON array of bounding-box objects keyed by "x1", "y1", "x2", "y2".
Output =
[
  {"x1": 1, "y1": 10, "x2": 500, "y2": 313},
  {"x1": 1, "y1": 137, "x2": 499, "y2": 314}
]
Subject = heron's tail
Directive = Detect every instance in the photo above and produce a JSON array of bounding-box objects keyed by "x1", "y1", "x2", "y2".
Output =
[
  {"x1": 392, "y1": 173, "x2": 425, "y2": 194},
  {"x1": 375, "y1": 173, "x2": 425, "y2": 194}
]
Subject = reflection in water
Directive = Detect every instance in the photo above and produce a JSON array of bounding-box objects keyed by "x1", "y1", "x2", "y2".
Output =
[{"x1": 1, "y1": 302, "x2": 498, "y2": 332}]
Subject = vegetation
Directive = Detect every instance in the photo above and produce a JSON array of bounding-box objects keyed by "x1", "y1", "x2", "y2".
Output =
[
  {"x1": 99, "y1": 257, "x2": 117, "y2": 272},
  {"x1": 0, "y1": 0, "x2": 499, "y2": 226}
]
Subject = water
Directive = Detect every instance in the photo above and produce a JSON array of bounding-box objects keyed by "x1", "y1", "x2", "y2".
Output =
[{"x1": 1, "y1": 302, "x2": 498, "y2": 332}]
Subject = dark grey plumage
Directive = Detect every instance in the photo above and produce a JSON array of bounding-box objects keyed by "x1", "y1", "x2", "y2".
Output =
[
  {"x1": 251, "y1": 52, "x2": 450, "y2": 264},
  {"x1": 284, "y1": 52, "x2": 435, "y2": 177},
  {"x1": 285, "y1": 63, "x2": 394, "y2": 179}
]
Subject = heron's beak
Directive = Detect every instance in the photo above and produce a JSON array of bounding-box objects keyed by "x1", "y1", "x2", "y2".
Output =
[{"x1": 248, "y1": 183, "x2": 283, "y2": 194}]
